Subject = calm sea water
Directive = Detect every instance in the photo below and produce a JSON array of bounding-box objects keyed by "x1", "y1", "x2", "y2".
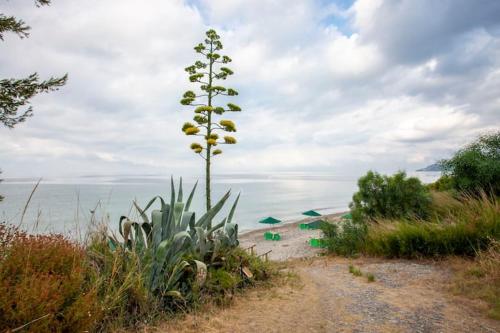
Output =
[{"x1": 0, "y1": 172, "x2": 440, "y2": 235}]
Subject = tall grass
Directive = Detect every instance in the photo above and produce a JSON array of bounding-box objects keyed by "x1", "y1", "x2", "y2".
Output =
[
  {"x1": 86, "y1": 227, "x2": 160, "y2": 330},
  {"x1": 365, "y1": 193, "x2": 500, "y2": 258},
  {"x1": 452, "y1": 240, "x2": 500, "y2": 319}
]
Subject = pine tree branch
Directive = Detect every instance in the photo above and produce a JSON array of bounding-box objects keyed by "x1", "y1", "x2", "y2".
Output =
[{"x1": 0, "y1": 73, "x2": 68, "y2": 128}]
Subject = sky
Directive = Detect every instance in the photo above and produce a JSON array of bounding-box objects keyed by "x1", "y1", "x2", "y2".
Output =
[{"x1": 1, "y1": 0, "x2": 499, "y2": 179}]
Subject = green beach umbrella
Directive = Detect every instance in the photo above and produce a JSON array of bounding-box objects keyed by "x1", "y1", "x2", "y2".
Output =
[
  {"x1": 302, "y1": 210, "x2": 322, "y2": 217},
  {"x1": 306, "y1": 220, "x2": 327, "y2": 230},
  {"x1": 342, "y1": 213, "x2": 352, "y2": 220},
  {"x1": 259, "y1": 216, "x2": 282, "y2": 224}
]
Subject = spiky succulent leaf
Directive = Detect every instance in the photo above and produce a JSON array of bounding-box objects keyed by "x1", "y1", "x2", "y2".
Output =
[
  {"x1": 196, "y1": 190, "x2": 231, "y2": 229},
  {"x1": 227, "y1": 192, "x2": 240, "y2": 225},
  {"x1": 185, "y1": 181, "x2": 198, "y2": 211}
]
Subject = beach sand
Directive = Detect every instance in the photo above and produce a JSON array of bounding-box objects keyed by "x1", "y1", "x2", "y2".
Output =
[{"x1": 239, "y1": 212, "x2": 345, "y2": 261}]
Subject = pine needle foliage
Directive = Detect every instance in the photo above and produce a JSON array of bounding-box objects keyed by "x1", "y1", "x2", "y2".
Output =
[{"x1": 0, "y1": 0, "x2": 67, "y2": 128}]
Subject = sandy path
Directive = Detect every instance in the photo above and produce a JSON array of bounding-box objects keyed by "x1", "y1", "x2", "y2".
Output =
[{"x1": 161, "y1": 257, "x2": 500, "y2": 333}]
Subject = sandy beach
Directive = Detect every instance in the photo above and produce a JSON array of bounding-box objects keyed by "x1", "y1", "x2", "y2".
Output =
[{"x1": 239, "y1": 212, "x2": 346, "y2": 261}]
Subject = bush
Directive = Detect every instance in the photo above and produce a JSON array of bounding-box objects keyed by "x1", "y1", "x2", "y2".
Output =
[
  {"x1": 350, "y1": 171, "x2": 432, "y2": 223},
  {"x1": 427, "y1": 175, "x2": 455, "y2": 192},
  {"x1": 440, "y1": 131, "x2": 500, "y2": 195},
  {"x1": 0, "y1": 223, "x2": 101, "y2": 332},
  {"x1": 321, "y1": 220, "x2": 367, "y2": 256},
  {"x1": 364, "y1": 193, "x2": 500, "y2": 258}
]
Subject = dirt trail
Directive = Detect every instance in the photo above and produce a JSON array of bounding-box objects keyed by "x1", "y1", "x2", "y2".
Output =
[{"x1": 161, "y1": 257, "x2": 500, "y2": 333}]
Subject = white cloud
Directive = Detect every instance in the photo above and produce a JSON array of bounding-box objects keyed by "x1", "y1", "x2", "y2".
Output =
[{"x1": 0, "y1": 0, "x2": 499, "y2": 179}]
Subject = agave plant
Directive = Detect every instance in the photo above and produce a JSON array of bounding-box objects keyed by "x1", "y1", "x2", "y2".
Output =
[{"x1": 109, "y1": 177, "x2": 240, "y2": 297}]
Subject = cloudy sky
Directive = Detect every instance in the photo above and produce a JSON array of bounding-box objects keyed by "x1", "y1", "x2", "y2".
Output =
[{"x1": 1, "y1": 0, "x2": 499, "y2": 179}]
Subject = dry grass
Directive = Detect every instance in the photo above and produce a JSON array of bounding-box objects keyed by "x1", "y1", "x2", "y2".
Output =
[{"x1": 451, "y1": 240, "x2": 500, "y2": 320}]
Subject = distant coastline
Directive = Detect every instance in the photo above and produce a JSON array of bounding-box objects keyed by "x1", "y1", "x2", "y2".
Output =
[{"x1": 416, "y1": 163, "x2": 442, "y2": 172}]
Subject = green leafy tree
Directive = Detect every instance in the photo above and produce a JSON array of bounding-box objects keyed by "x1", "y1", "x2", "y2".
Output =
[
  {"x1": 350, "y1": 171, "x2": 432, "y2": 222},
  {"x1": 0, "y1": 0, "x2": 67, "y2": 128},
  {"x1": 180, "y1": 29, "x2": 241, "y2": 213},
  {"x1": 440, "y1": 131, "x2": 500, "y2": 195}
]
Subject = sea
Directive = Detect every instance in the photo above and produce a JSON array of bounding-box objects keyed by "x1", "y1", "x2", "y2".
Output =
[{"x1": 0, "y1": 172, "x2": 441, "y2": 236}]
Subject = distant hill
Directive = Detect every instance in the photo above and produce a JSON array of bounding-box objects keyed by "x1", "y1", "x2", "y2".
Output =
[{"x1": 417, "y1": 163, "x2": 442, "y2": 172}]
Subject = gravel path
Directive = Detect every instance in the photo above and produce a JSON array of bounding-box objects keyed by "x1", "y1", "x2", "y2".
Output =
[
  {"x1": 162, "y1": 257, "x2": 500, "y2": 333},
  {"x1": 160, "y1": 215, "x2": 499, "y2": 332}
]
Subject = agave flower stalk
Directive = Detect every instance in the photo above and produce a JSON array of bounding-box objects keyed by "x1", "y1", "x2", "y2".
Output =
[{"x1": 180, "y1": 29, "x2": 242, "y2": 219}]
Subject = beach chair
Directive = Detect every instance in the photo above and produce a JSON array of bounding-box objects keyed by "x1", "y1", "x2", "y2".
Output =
[
  {"x1": 273, "y1": 233, "x2": 281, "y2": 241},
  {"x1": 264, "y1": 231, "x2": 274, "y2": 240}
]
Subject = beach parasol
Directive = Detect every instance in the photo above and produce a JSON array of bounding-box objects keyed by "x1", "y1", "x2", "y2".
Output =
[
  {"x1": 302, "y1": 210, "x2": 322, "y2": 217},
  {"x1": 259, "y1": 216, "x2": 282, "y2": 224},
  {"x1": 341, "y1": 213, "x2": 352, "y2": 220}
]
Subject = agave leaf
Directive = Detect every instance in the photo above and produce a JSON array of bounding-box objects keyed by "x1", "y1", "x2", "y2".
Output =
[
  {"x1": 132, "y1": 222, "x2": 145, "y2": 252},
  {"x1": 161, "y1": 204, "x2": 171, "y2": 241},
  {"x1": 177, "y1": 177, "x2": 183, "y2": 202},
  {"x1": 141, "y1": 222, "x2": 152, "y2": 246},
  {"x1": 227, "y1": 192, "x2": 240, "y2": 225},
  {"x1": 185, "y1": 180, "x2": 198, "y2": 211},
  {"x1": 224, "y1": 223, "x2": 239, "y2": 246},
  {"x1": 194, "y1": 227, "x2": 206, "y2": 253},
  {"x1": 133, "y1": 200, "x2": 150, "y2": 224},
  {"x1": 142, "y1": 196, "x2": 165, "y2": 214},
  {"x1": 164, "y1": 260, "x2": 190, "y2": 292},
  {"x1": 208, "y1": 218, "x2": 226, "y2": 236},
  {"x1": 165, "y1": 176, "x2": 176, "y2": 238},
  {"x1": 172, "y1": 202, "x2": 185, "y2": 234},
  {"x1": 191, "y1": 260, "x2": 207, "y2": 286},
  {"x1": 181, "y1": 211, "x2": 195, "y2": 232},
  {"x1": 151, "y1": 238, "x2": 171, "y2": 290},
  {"x1": 196, "y1": 190, "x2": 231, "y2": 228},
  {"x1": 119, "y1": 216, "x2": 125, "y2": 238},
  {"x1": 152, "y1": 210, "x2": 163, "y2": 249}
]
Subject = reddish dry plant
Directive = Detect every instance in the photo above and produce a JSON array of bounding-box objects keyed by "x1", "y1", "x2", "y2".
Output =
[{"x1": 0, "y1": 223, "x2": 101, "y2": 332}]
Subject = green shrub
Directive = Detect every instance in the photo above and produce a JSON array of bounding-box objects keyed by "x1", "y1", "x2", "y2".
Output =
[
  {"x1": 0, "y1": 223, "x2": 101, "y2": 332},
  {"x1": 440, "y1": 131, "x2": 500, "y2": 195},
  {"x1": 350, "y1": 171, "x2": 432, "y2": 222},
  {"x1": 365, "y1": 193, "x2": 500, "y2": 258},
  {"x1": 427, "y1": 175, "x2": 455, "y2": 192},
  {"x1": 321, "y1": 220, "x2": 367, "y2": 256}
]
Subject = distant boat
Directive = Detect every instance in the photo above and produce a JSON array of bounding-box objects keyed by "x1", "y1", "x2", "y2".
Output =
[{"x1": 416, "y1": 163, "x2": 442, "y2": 172}]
